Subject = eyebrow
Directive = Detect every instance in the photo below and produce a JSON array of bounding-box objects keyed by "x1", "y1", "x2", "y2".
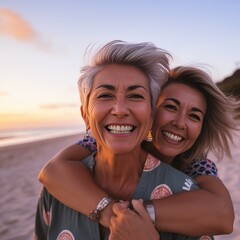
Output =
[
  {"x1": 96, "y1": 84, "x2": 148, "y2": 91},
  {"x1": 165, "y1": 97, "x2": 205, "y2": 115},
  {"x1": 96, "y1": 84, "x2": 115, "y2": 90}
]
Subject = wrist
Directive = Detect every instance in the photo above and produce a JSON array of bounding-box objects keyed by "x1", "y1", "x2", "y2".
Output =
[
  {"x1": 144, "y1": 200, "x2": 156, "y2": 225},
  {"x1": 99, "y1": 201, "x2": 116, "y2": 227},
  {"x1": 88, "y1": 196, "x2": 114, "y2": 222}
]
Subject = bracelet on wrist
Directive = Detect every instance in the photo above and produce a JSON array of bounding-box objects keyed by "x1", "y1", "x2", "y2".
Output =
[{"x1": 88, "y1": 196, "x2": 113, "y2": 222}]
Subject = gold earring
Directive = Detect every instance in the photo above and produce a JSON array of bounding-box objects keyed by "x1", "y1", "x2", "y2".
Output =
[{"x1": 146, "y1": 130, "x2": 153, "y2": 142}]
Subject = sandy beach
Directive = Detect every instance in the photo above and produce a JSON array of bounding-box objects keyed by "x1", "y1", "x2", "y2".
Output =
[
  {"x1": 0, "y1": 133, "x2": 239, "y2": 240},
  {"x1": 0, "y1": 134, "x2": 83, "y2": 240},
  {"x1": 213, "y1": 132, "x2": 240, "y2": 240}
]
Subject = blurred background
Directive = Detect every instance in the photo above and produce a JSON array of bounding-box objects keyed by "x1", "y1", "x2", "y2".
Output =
[{"x1": 0, "y1": 2, "x2": 240, "y2": 240}]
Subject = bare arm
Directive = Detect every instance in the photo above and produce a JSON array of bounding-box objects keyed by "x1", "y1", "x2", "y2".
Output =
[
  {"x1": 39, "y1": 145, "x2": 107, "y2": 215},
  {"x1": 39, "y1": 144, "x2": 116, "y2": 226},
  {"x1": 39, "y1": 144, "x2": 234, "y2": 235},
  {"x1": 153, "y1": 175, "x2": 234, "y2": 236}
]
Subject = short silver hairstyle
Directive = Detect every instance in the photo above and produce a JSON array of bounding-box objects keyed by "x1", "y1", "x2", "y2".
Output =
[
  {"x1": 165, "y1": 66, "x2": 240, "y2": 166},
  {"x1": 78, "y1": 40, "x2": 171, "y2": 117}
]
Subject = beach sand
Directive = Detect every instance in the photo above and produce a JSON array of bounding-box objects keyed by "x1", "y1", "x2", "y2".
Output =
[
  {"x1": 0, "y1": 134, "x2": 83, "y2": 240},
  {"x1": 213, "y1": 133, "x2": 240, "y2": 240},
  {"x1": 0, "y1": 133, "x2": 239, "y2": 240}
]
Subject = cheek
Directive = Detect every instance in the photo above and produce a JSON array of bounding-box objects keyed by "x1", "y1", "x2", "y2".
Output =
[
  {"x1": 135, "y1": 102, "x2": 153, "y2": 122},
  {"x1": 88, "y1": 103, "x2": 105, "y2": 127},
  {"x1": 89, "y1": 100, "x2": 109, "y2": 115},
  {"x1": 152, "y1": 110, "x2": 168, "y2": 131},
  {"x1": 189, "y1": 124, "x2": 202, "y2": 144},
  {"x1": 130, "y1": 101, "x2": 152, "y2": 120}
]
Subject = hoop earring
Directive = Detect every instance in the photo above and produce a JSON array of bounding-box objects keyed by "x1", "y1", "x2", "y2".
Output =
[
  {"x1": 83, "y1": 129, "x2": 90, "y2": 142},
  {"x1": 146, "y1": 130, "x2": 153, "y2": 142}
]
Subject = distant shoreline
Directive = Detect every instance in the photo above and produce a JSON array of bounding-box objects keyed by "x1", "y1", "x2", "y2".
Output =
[
  {"x1": 0, "y1": 132, "x2": 83, "y2": 150},
  {"x1": 0, "y1": 135, "x2": 15, "y2": 140},
  {"x1": 0, "y1": 126, "x2": 84, "y2": 148}
]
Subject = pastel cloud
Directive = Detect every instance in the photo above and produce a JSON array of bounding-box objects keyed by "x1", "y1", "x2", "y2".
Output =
[
  {"x1": 0, "y1": 8, "x2": 64, "y2": 54},
  {"x1": 0, "y1": 8, "x2": 38, "y2": 42}
]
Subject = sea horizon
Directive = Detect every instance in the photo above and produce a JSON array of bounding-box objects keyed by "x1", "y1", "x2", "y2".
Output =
[{"x1": 0, "y1": 125, "x2": 85, "y2": 148}]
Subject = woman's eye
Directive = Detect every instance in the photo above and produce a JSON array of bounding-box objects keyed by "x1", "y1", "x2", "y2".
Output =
[
  {"x1": 164, "y1": 104, "x2": 177, "y2": 111},
  {"x1": 129, "y1": 94, "x2": 144, "y2": 99},
  {"x1": 97, "y1": 93, "x2": 113, "y2": 99},
  {"x1": 189, "y1": 114, "x2": 201, "y2": 121}
]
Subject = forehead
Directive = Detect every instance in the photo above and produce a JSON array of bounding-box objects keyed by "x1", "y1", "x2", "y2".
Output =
[
  {"x1": 92, "y1": 64, "x2": 149, "y2": 89},
  {"x1": 159, "y1": 83, "x2": 207, "y2": 111}
]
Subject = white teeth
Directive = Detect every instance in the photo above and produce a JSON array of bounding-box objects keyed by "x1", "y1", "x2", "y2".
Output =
[
  {"x1": 108, "y1": 125, "x2": 133, "y2": 134},
  {"x1": 163, "y1": 131, "x2": 182, "y2": 142}
]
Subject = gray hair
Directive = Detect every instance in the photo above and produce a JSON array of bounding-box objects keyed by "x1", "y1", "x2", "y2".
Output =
[
  {"x1": 165, "y1": 66, "x2": 240, "y2": 166},
  {"x1": 78, "y1": 40, "x2": 171, "y2": 117}
]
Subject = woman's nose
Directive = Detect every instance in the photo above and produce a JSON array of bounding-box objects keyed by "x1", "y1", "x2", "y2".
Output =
[
  {"x1": 172, "y1": 114, "x2": 186, "y2": 130},
  {"x1": 111, "y1": 99, "x2": 129, "y2": 117}
]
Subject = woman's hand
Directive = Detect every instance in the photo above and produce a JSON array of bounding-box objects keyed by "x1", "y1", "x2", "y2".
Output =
[{"x1": 109, "y1": 199, "x2": 159, "y2": 240}]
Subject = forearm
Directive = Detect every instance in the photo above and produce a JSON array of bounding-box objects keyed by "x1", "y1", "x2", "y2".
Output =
[
  {"x1": 38, "y1": 144, "x2": 108, "y2": 215},
  {"x1": 39, "y1": 158, "x2": 118, "y2": 227},
  {"x1": 39, "y1": 158, "x2": 107, "y2": 215},
  {"x1": 153, "y1": 176, "x2": 234, "y2": 235}
]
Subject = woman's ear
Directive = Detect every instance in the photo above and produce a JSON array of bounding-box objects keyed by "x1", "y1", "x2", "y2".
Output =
[{"x1": 80, "y1": 105, "x2": 90, "y2": 129}]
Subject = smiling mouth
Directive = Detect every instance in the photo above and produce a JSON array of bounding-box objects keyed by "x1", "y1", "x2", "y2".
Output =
[
  {"x1": 162, "y1": 131, "x2": 183, "y2": 142},
  {"x1": 106, "y1": 125, "x2": 134, "y2": 134}
]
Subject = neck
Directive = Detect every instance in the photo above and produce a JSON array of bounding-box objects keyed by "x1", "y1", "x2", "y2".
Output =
[
  {"x1": 142, "y1": 142, "x2": 174, "y2": 164},
  {"x1": 93, "y1": 147, "x2": 148, "y2": 200},
  {"x1": 157, "y1": 153, "x2": 174, "y2": 164}
]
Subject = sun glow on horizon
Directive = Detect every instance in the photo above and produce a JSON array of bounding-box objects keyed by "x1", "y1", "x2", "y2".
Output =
[{"x1": 0, "y1": 108, "x2": 85, "y2": 131}]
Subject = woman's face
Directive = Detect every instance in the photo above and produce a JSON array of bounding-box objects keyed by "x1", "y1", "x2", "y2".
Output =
[
  {"x1": 85, "y1": 64, "x2": 153, "y2": 154},
  {"x1": 152, "y1": 83, "x2": 206, "y2": 163}
]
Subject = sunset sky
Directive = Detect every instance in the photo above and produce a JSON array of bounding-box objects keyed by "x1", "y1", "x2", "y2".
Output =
[{"x1": 1, "y1": 1, "x2": 240, "y2": 131}]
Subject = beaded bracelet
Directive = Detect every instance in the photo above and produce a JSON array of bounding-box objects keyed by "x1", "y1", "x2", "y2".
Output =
[{"x1": 88, "y1": 196, "x2": 113, "y2": 222}]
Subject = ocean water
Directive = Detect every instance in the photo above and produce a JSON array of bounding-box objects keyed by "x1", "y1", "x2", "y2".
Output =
[{"x1": 0, "y1": 126, "x2": 84, "y2": 148}]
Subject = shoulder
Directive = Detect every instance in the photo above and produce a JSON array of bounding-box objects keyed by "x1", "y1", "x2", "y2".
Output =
[{"x1": 183, "y1": 158, "x2": 218, "y2": 178}]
